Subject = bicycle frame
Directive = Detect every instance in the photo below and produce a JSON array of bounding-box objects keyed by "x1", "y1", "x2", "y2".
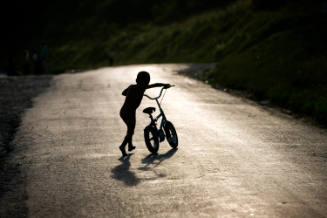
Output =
[
  {"x1": 144, "y1": 87, "x2": 167, "y2": 131},
  {"x1": 143, "y1": 85, "x2": 178, "y2": 153}
]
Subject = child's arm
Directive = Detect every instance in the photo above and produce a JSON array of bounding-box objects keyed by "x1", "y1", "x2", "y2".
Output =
[{"x1": 147, "y1": 83, "x2": 170, "y2": 89}]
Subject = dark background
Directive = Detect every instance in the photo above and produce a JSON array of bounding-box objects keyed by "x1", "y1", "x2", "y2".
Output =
[
  {"x1": 1, "y1": 0, "x2": 327, "y2": 127},
  {"x1": 3, "y1": 0, "x2": 315, "y2": 57}
]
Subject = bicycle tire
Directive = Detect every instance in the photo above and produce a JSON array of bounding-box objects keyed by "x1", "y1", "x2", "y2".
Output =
[
  {"x1": 144, "y1": 125, "x2": 159, "y2": 153},
  {"x1": 164, "y1": 121, "x2": 178, "y2": 148}
]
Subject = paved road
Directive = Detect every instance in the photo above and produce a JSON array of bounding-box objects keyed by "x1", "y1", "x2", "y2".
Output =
[{"x1": 13, "y1": 64, "x2": 327, "y2": 217}]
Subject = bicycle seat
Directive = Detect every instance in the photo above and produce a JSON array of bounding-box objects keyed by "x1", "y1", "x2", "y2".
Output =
[{"x1": 143, "y1": 107, "x2": 156, "y2": 115}]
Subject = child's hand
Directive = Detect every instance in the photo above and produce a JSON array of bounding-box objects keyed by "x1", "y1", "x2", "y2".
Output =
[{"x1": 163, "y1": 83, "x2": 171, "y2": 89}]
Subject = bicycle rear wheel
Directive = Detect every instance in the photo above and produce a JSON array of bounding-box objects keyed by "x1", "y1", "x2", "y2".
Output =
[
  {"x1": 164, "y1": 121, "x2": 178, "y2": 148},
  {"x1": 144, "y1": 125, "x2": 159, "y2": 154}
]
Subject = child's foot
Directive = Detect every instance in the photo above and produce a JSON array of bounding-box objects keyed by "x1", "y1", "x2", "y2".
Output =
[
  {"x1": 128, "y1": 145, "x2": 136, "y2": 152},
  {"x1": 119, "y1": 145, "x2": 127, "y2": 157}
]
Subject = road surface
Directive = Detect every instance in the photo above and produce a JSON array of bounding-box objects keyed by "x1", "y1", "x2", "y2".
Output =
[{"x1": 12, "y1": 64, "x2": 327, "y2": 217}]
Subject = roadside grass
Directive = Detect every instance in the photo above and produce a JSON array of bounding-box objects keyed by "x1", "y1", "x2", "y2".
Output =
[{"x1": 208, "y1": 4, "x2": 327, "y2": 125}]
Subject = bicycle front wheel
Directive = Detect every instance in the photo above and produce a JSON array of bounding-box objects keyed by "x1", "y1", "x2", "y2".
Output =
[
  {"x1": 144, "y1": 125, "x2": 159, "y2": 154},
  {"x1": 164, "y1": 121, "x2": 178, "y2": 148}
]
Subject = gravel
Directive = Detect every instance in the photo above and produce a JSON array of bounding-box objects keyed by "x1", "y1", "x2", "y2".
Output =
[{"x1": 0, "y1": 75, "x2": 52, "y2": 217}]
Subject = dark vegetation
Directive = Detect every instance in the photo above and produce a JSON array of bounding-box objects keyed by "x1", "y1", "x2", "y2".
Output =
[{"x1": 1, "y1": 0, "x2": 327, "y2": 124}]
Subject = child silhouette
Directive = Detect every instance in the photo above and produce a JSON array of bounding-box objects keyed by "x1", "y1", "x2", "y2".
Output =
[{"x1": 119, "y1": 71, "x2": 170, "y2": 157}]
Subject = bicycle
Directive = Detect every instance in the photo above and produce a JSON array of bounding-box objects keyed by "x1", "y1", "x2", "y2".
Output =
[{"x1": 143, "y1": 85, "x2": 178, "y2": 154}]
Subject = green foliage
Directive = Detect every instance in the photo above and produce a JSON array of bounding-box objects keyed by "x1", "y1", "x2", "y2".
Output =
[{"x1": 203, "y1": 2, "x2": 327, "y2": 125}]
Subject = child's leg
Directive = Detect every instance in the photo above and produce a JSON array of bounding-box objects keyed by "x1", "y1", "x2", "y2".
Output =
[
  {"x1": 119, "y1": 132, "x2": 134, "y2": 156},
  {"x1": 119, "y1": 111, "x2": 136, "y2": 156},
  {"x1": 119, "y1": 134, "x2": 129, "y2": 157},
  {"x1": 121, "y1": 135, "x2": 129, "y2": 148},
  {"x1": 126, "y1": 113, "x2": 136, "y2": 151}
]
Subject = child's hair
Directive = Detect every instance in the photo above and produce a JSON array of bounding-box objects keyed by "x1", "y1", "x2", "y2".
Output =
[{"x1": 136, "y1": 71, "x2": 150, "y2": 86}]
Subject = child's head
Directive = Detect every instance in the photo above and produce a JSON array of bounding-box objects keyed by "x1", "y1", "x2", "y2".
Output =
[{"x1": 136, "y1": 71, "x2": 150, "y2": 87}]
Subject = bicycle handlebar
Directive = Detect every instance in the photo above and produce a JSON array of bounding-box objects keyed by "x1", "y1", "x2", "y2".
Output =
[{"x1": 144, "y1": 85, "x2": 174, "y2": 100}]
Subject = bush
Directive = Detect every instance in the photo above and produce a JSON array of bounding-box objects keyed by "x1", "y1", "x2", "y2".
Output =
[{"x1": 251, "y1": 0, "x2": 284, "y2": 10}]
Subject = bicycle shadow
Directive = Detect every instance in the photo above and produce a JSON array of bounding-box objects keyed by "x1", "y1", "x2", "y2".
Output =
[
  {"x1": 111, "y1": 154, "x2": 141, "y2": 186},
  {"x1": 139, "y1": 148, "x2": 178, "y2": 171}
]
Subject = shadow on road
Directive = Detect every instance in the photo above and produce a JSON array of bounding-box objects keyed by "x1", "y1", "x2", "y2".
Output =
[
  {"x1": 139, "y1": 148, "x2": 178, "y2": 171},
  {"x1": 111, "y1": 149, "x2": 177, "y2": 186},
  {"x1": 111, "y1": 154, "x2": 141, "y2": 186}
]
